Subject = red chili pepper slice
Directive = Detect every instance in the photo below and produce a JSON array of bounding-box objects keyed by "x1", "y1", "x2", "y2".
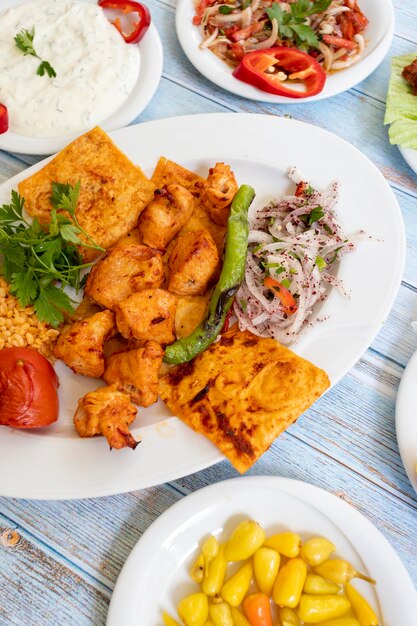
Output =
[
  {"x1": 264, "y1": 276, "x2": 297, "y2": 316},
  {"x1": 232, "y1": 47, "x2": 326, "y2": 99},
  {"x1": 98, "y1": 0, "x2": 151, "y2": 44},
  {"x1": 0, "y1": 103, "x2": 9, "y2": 135}
]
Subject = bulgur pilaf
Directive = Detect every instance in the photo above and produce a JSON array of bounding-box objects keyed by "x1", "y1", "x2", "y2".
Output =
[{"x1": 0, "y1": 277, "x2": 59, "y2": 357}]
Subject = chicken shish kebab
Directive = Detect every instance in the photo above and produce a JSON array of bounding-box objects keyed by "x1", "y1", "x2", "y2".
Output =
[
  {"x1": 0, "y1": 128, "x2": 333, "y2": 471},
  {"x1": 5, "y1": 127, "x2": 239, "y2": 449}
]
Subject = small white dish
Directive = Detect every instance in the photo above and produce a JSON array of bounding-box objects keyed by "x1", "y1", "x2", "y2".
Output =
[
  {"x1": 176, "y1": 0, "x2": 394, "y2": 103},
  {"x1": 396, "y1": 349, "x2": 417, "y2": 494},
  {"x1": 106, "y1": 476, "x2": 417, "y2": 626},
  {"x1": 0, "y1": 0, "x2": 163, "y2": 155},
  {"x1": 0, "y1": 113, "x2": 405, "y2": 500},
  {"x1": 399, "y1": 146, "x2": 417, "y2": 176}
]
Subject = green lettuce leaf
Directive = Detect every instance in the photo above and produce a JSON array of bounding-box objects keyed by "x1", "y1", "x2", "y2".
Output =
[
  {"x1": 385, "y1": 53, "x2": 417, "y2": 148},
  {"x1": 389, "y1": 118, "x2": 417, "y2": 149}
]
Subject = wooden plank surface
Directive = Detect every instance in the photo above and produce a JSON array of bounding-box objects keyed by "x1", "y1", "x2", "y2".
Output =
[{"x1": 1, "y1": 0, "x2": 417, "y2": 624}]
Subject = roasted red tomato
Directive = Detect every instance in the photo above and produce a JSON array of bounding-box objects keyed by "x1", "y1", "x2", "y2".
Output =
[
  {"x1": 0, "y1": 103, "x2": 9, "y2": 135},
  {"x1": 98, "y1": 0, "x2": 151, "y2": 44},
  {"x1": 233, "y1": 47, "x2": 326, "y2": 99},
  {"x1": 0, "y1": 348, "x2": 59, "y2": 429}
]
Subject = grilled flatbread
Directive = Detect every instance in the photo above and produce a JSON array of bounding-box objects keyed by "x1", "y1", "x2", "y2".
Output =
[
  {"x1": 18, "y1": 127, "x2": 155, "y2": 262},
  {"x1": 159, "y1": 326, "x2": 330, "y2": 473}
]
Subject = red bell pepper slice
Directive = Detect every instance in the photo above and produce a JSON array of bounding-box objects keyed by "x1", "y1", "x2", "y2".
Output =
[
  {"x1": 232, "y1": 47, "x2": 326, "y2": 98},
  {"x1": 264, "y1": 276, "x2": 297, "y2": 316},
  {"x1": 98, "y1": 0, "x2": 151, "y2": 44},
  {"x1": 0, "y1": 104, "x2": 8, "y2": 134}
]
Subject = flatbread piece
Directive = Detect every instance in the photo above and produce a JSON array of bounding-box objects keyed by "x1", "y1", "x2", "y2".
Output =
[
  {"x1": 18, "y1": 127, "x2": 155, "y2": 261},
  {"x1": 159, "y1": 326, "x2": 330, "y2": 473}
]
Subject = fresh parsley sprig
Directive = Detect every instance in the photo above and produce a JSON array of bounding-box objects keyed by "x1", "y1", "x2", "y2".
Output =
[
  {"x1": 266, "y1": 0, "x2": 332, "y2": 50},
  {"x1": 0, "y1": 183, "x2": 103, "y2": 328},
  {"x1": 14, "y1": 27, "x2": 57, "y2": 78}
]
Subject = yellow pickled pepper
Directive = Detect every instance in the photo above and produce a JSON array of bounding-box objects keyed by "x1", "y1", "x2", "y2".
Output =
[
  {"x1": 279, "y1": 606, "x2": 301, "y2": 626},
  {"x1": 303, "y1": 574, "x2": 340, "y2": 595},
  {"x1": 209, "y1": 601, "x2": 234, "y2": 626},
  {"x1": 162, "y1": 611, "x2": 181, "y2": 626},
  {"x1": 314, "y1": 560, "x2": 376, "y2": 586},
  {"x1": 203, "y1": 545, "x2": 228, "y2": 596},
  {"x1": 221, "y1": 560, "x2": 253, "y2": 606},
  {"x1": 318, "y1": 617, "x2": 361, "y2": 626},
  {"x1": 191, "y1": 537, "x2": 220, "y2": 583},
  {"x1": 272, "y1": 557, "x2": 307, "y2": 607},
  {"x1": 231, "y1": 607, "x2": 251, "y2": 626},
  {"x1": 178, "y1": 593, "x2": 209, "y2": 626},
  {"x1": 191, "y1": 553, "x2": 206, "y2": 583},
  {"x1": 345, "y1": 582, "x2": 379, "y2": 626},
  {"x1": 298, "y1": 594, "x2": 351, "y2": 624},
  {"x1": 224, "y1": 520, "x2": 265, "y2": 561},
  {"x1": 253, "y1": 547, "x2": 280, "y2": 595},
  {"x1": 202, "y1": 622, "x2": 216, "y2": 626},
  {"x1": 203, "y1": 537, "x2": 221, "y2": 571},
  {"x1": 264, "y1": 532, "x2": 301, "y2": 558},
  {"x1": 301, "y1": 538, "x2": 336, "y2": 567}
]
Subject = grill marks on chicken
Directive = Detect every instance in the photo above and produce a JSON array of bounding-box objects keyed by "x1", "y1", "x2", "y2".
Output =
[
  {"x1": 103, "y1": 341, "x2": 164, "y2": 407},
  {"x1": 200, "y1": 163, "x2": 239, "y2": 227},
  {"x1": 115, "y1": 288, "x2": 177, "y2": 345},
  {"x1": 138, "y1": 184, "x2": 194, "y2": 250},
  {"x1": 84, "y1": 233, "x2": 164, "y2": 311},
  {"x1": 73, "y1": 385, "x2": 139, "y2": 450},
  {"x1": 54, "y1": 310, "x2": 116, "y2": 378},
  {"x1": 168, "y1": 229, "x2": 220, "y2": 296}
]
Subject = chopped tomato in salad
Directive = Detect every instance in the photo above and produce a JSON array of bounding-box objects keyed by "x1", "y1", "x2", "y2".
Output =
[{"x1": 193, "y1": 0, "x2": 369, "y2": 97}]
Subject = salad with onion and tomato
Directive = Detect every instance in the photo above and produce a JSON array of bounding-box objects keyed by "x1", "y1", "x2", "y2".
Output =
[{"x1": 193, "y1": 0, "x2": 369, "y2": 98}]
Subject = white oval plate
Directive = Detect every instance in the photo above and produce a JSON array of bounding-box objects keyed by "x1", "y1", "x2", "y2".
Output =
[
  {"x1": 176, "y1": 0, "x2": 394, "y2": 103},
  {"x1": 107, "y1": 476, "x2": 417, "y2": 626},
  {"x1": 399, "y1": 146, "x2": 417, "y2": 176},
  {"x1": 0, "y1": 113, "x2": 405, "y2": 500},
  {"x1": 396, "y1": 349, "x2": 417, "y2": 494},
  {"x1": 0, "y1": 0, "x2": 163, "y2": 155}
]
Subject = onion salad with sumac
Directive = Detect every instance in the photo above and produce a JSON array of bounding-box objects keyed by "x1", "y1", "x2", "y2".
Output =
[{"x1": 233, "y1": 168, "x2": 368, "y2": 344}]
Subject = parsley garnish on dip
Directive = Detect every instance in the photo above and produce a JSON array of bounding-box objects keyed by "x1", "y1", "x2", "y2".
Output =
[{"x1": 0, "y1": 0, "x2": 141, "y2": 137}]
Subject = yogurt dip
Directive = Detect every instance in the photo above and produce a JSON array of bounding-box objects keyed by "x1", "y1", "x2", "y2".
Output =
[{"x1": 0, "y1": 0, "x2": 141, "y2": 137}]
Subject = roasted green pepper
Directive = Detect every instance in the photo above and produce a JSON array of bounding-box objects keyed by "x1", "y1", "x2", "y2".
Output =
[{"x1": 163, "y1": 184, "x2": 255, "y2": 364}]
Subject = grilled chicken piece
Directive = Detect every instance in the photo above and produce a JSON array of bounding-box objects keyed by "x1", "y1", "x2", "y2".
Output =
[
  {"x1": 138, "y1": 184, "x2": 194, "y2": 250},
  {"x1": 115, "y1": 288, "x2": 177, "y2": 345},
  {"x1": 168, "y1": 229, "x2": 220, "y2": 296},
  {"x1": 103, "y1": 341, "x2": 164, "y2": 407},
  {"x1": 54, "y1": 310, "x2": 116, "y2": 378},
  {"x1": 73, "y1": 384, "x2": 139, "y2": 450},
  {"x1": 84, "y1": 236, "x2": 164, "y2": 311},
  {"x1": 201, "y1": 163, "x2": 238, "y2": 226}
]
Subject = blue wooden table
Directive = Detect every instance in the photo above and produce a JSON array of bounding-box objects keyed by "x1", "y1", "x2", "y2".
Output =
[{"x1": 1, "y1": 1, "x2": 416, "y2": 623}]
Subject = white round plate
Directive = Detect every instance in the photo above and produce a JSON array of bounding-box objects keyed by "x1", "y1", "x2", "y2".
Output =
[
  {"x1": 0, "y1": 113, "x2": 405, "y2": 499},
  {"x1": 0, "y1": 0, "x2": 163, "y2": 155},
  {"x1": 107, "y1": 476, "x2": 417, "y2": 626},
  {"x1": 396, "y1": 349, "x2": 417, "y2": 494},
  {"x1": 176, "y1": 0, "x2": 394, "y2": 103},
  {"x1": 399, "y1": 146, "x2": 417, "y2": 176}
]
